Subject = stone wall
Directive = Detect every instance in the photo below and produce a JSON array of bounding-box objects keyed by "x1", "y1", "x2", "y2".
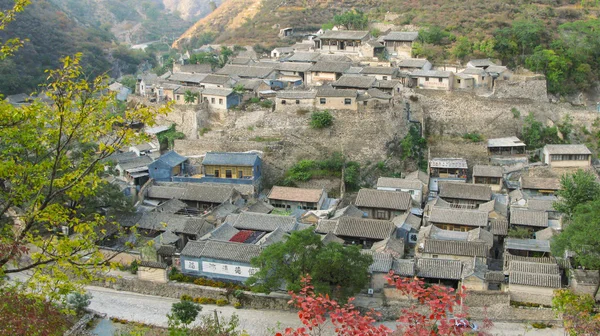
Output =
[
  {"x1": 491, "y1": 78, "x2": 548, "y2": 102},
  {"x1": 93, "y1": 276, "x2": 293, "y2": 311}
]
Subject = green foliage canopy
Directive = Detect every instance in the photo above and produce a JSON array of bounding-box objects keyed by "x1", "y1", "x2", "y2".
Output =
[
  {"x1": 310, "y1": 110, "x2": 334, "y2": 129},
  {"x1": 554, "y1": 170, "x2": 600, "y2": 219}
]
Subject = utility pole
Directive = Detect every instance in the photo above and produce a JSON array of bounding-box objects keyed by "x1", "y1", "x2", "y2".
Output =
[{"x1": 213, "y1": 309, "x2": 220, "y2": 333}]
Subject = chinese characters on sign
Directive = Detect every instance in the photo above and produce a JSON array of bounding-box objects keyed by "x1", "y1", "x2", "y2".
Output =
[
  {"x1": 184, "y1": 260, "x2": 199, "y2": 271},
  {"x1": 200, "y1": 261, "x2": 258, "y2": 277}
]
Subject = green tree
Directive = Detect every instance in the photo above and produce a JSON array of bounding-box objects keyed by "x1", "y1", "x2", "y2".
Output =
[
  {"x1": 552, "y1": 199, "x2": 600, "y2": 297},
  {"x1": 451, "y1": 36, "x2": 472, "y2": 61},
  {"x1": 310, "y1": 110, "x2": 334, "y2": 129},
  {"x1": 418, "y1": 25, "x2": 454, "y2": 45},
  {"x1": 119, "y1": 75, "x2": 137, "y2": 92},
  {"x1": 168, "y1": 299, "x2": 202, "y2": 330},
  {"x1": 525, "y1": 48, "x2": 570, "y2": 93},
  {"x1": 554, "y1": 170, "x2": 600, "y2": 219},
  {"x1": 521, "y1": 112, "x2": 561, "y2": 150},
  {"x1": 183, "y1": 90, "x2": 198, "y2": 104},
  {"x1": 0, "y1": 54, "x2": 167, "y2": 301},
  {"x1": 232, "y1": 84, "x2": 245, "y2": 95},
  {"x1": 508, "y1": 227, "x2": 532, "y2": 239},
  {"x1": 156, "y1": 124, "x2": 185, "y2": 149},
  {"x1": 247, "y1": 228, "x2": 372, "y2": 300},
  {"x1": 552, "y1": 289, "x2": 600, "y2": 335},
  {"x1": 333, "y1": 10, "x2": 368, "y2": 30}
]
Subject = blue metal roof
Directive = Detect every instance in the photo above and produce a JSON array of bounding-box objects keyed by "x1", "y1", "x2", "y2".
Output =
[
  {"x1": 157, "y1": 151, "x2": 187, "y2": 167},
  {"x1": 202, "y1": 152, "x2": 260, "y2": 167}
]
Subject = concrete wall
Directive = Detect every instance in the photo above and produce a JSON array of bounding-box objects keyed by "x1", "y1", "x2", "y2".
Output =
[
  {"x1": 275, "y1": 97, "x2": 314, "y2": 112},
  {"x1": 138, "y1": 266, "x2": 167, "y2": 283},
  {"x1": 315, "y1": 96, "x2": 358, "y2": 111},
  {"x1": 358, "y1": 207, "x2": 404, "y2": 220},
  {"x1": 307, "y1": 72, "x2": 337, "y2": 86},
  {"x1": 509, "y1": 284, "x2": 556, "y2": 306},
  {"x1": 416, "y1": 76, "x2": 453, "y2": 90}
]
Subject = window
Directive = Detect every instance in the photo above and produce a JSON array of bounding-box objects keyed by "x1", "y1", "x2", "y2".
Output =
[
  {"x1": 281, "y1": 100, "x2": 287, "y2": 105},
  {"x1": 214, "y1": 170, "x2": 219, "y2": 177},
  {"x1": 382, "y1": 76, "x2": 388, "y2": 80},
  {"x1": 219, "y1": 98, "x2": 223, "y2": 105},
  {"x1": 238, "y1": 171, "x2": 243, "y2": 178},
  {"x1": 315, "y1": 72, "x2": 320, "y2": 76},
  {"x1": 225, "y1": 170, "x2": 232, "y2": 178},
  {"x1": 425, "y1": 77, "x2": 430, "y2": 81},
  {"x1": 295, "y1": 100, "x2": 300, "y2": 105},
  {"x1": 344, "y1": 98, "x2": 352, "y2": 105},
  {"x1": 432, "y1": 255, "x2": 438, "y2": 258},
  {"x1": 438, "y1": 78, "x2": 443, "y2": 83},
  {"x1": 375, "y1": 210, "x2": 387, "y2": 219},
  {"x1": 363, "y1": 101, "x2": 368, "y2": 106},
  {"x1": 320, "y1": 98, "x2": 326, "y2": 104},
  {"x1": 211, "y1": 97, "x2": 215, "y2": 104},
  {"x1": 457, "y1": 79, "x2": 461, "y2": 84}
]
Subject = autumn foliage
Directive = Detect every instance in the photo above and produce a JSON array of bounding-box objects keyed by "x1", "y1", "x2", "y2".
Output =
[
  {"x1": 279, "y1": 273, "x2": 492, "y2": 336},
  {"x1": 0, "y1": 288, "x2": 69, "y2": 336}
]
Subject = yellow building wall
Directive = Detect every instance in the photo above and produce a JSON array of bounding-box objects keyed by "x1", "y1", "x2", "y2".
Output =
[
  {"x1": 315, "y1": 97, "x2": 358, "y2": 111},
  {"x1": 549, "y1": 159, "x2": 591, "y2": 168},
  {"x1": 204, "y1": 165, "x2": 253, "y2": 178},
  {"x1": 138, "y1": 267, "x2": 167, "y2": 283}
]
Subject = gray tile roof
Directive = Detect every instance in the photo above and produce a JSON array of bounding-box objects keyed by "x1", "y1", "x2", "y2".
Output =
[
  {"x1": 423, "y1": 240, "x2": 489, "y2": 257},
  {"x1": 156, "y1": 151, "x2": 187, "y2": 167},
  {"x1": 117, "y1": 155, "x2": 153, "y2": 171},
  {"x1": 527, "y1": 199, "x2": 557, "y2": 212},
  {"x1": 485, "y1": 271, "x2": 506, "y2": 282},
  {"x1": 503, "y1": 252, "x2": 557, "y2": 272},
  {"x1": 316, "y1": 87, "x2": 357, "y2": 98},
  {"x1": 276, "y1": 91, "x2": 317, "y2": 99},
  {"x1": 176, "y1": 63, "x2": 212, "y2": 74},
  {"x1": 232, "y1": 212, "x2": 296, "y2": 232},
  {"x1": 318, "y1": 30, "x2": 370, "y2": 40},
  {"x1": 237, "y1": 78, "x2": 265, "y2": 91},
  {"x1": 202, "y1": 152, "x2": 260, "y2": 167},
  {"x1": 392, "y1": 258, "x2": 415, "y2": 276},
  {"x1": 377, "y1": 177, "x2": 422, "y2": 190},
  {"x1": 287, "y1": 52, "x2": 322, "y2": 62},
  {"x1": 572, "y1": 269, "x2": 599, "y2": 285},
  {"x1": 468, "y1": 59, "x2": 496, "y2": 67},
  {"x1": 360, "y1": 67, "x2": 397, "y2": 75},
  {"x1": 365, "y1": 88, "x2": 392, "y2": 100},
  {"x1": 429, "y1": 207, "x2": 488, "y2": 227},
  {"x1": 383, "y1": 31, "x2": 419, "y2": 41},
  {"x1": 487, "y1": 136, "x2": 526, "y2": 148},
  {"x1": 416, "y1": 258, "x2": 462, "y2": 280},
  {"x1": 510, "y1": 209, "x2": 548, "y2": 227},
  {"x1": 439, "y1": 182, "x2": 492, "y2": 201},
  {"x1": 268, "y1": 186, "x2": 324, "y2": 203},
  {"x1": 521, "y1": 177, "x2": 561, "y2": 190},
  {"x1": 321, "y1": 232, "x2": 344, "y2": 245},
  {"x1": 355, "y1": 189, "x2": 411, "y2": 211},
  {"x1": 397, "y1": 58, "x2": 430, "y2": 68},
  {"x1": 155, "y1": 199, "x2": 188, "y2": 214},
  {"x1": 489, "y1": 218, "x2": 509, "y2": 236},
  {"x1": 485, "y1": 65, "x2": 509, "y2": 74},
  {"x1": 366, "y1": 251, "x2": 393, "y2": 273},
  {"x1": 332, "y1": 75, "x2": 377, "y2": 89},
  {"x1": 509, "y1": 272, "x2": 561, "y2": 288},
  {"x1": 535, "y1": 227, "x2": 558, "y2": 241},
  {"x1": 201, "y1": 223, "x2": 239, "y2": 241},
  {"x1": 473, "y1": 165, "x2": 503, "y2": 178},
  {"x1": 509, "y1": 261, "x2": 559, "y2": 274},
  {"x1": 216, "y1": 65, "x2": 274, "y2": 78},
  {"x1": 202, "y1": 87, "x2": 234, "y2": 96},
  {"x1": 405, "y1": 170, "x2": 429, "y2": 186},
  {"x1": 181, "y1": 240, "x2": 262, "y2": 263},
  {"x1": 277, "y1": 62, "x2": 313, "y2": 72},
  {"x1": 315, "y1": 219, "x2": 338, "y2": 233},
  {"x1": 477, "y1": 199, "x2": 496, "y2": 213},
  {"x1": 147, "y1": 183, "x2": 236, "y2": 204},
  {"x1": 157, "y1": 244, "x2": 176, "y2": 256},
  {"x1": 317, "y1": 54, "x2": 353, "y2": 63},
  {"x1": 331, "y1": 205, "x2": 365, "y2": 219},
  {"x1": 335, "y1": 217, "x2": 395, "y2": 240},
  {"x1": 505, "y1": 238, "x2": 551, "y2": 253},
  {"x1": 411, "y1": 70, "x2": 452, "y2": 78},
  {"x1": 136, "y1": 212, "x2": 213, "y2": 236},
  {"x1": 373, "y1": 79, "x2": 402, "y2": 89},
  {"x1": 139, "y1": 260, "x2": 168, "y2": 269},
  {"x1": 201, "y1": 74, "x2": 231, "y2": 85},
  {"x1": 371, "y1": 236, "x2": 405, "y2": 258},
  {"x1": 544, "y1": 144, "x2": 591, "y2": 155},
  {"x1": 461, "y1": 68, "x2": 486, "y2": 75},
  {"x1": 405, "y1": 213, "x2": 422, "y2": 230},
  {"x1": 168, "y1": 73, "x2": 207, "y2": 84},
  {"x1": 245, "y1": 201, "x2": 274, "y2": 214},
  {"x1": 309, "y1": 62, "x2": 353, "y2": 73},
  {"x1": 257, "y1": 227, "x2": 288, "y2": 247}
]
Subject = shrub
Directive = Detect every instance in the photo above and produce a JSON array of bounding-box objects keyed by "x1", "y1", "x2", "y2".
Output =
[
  {"x1": 462, "y1": 132, "x2": 484, "y2": 142},
  {"x1": 310, "y1": 110, "x2": 334, "y2": 129},
  {"x1": 233, "y1": 302, "x2": 243, "y2": 309},
  {"x1": 531, "y1": 322, "x2": 552, "y2": 329},
  {"x1": 199, "y1": 127, "x2": 211, "y2": 136},
  {"x1": 168, "y1": 299, "x2": 202, "y2": 328},
  {"x1": 259, "y1": 99, "x2": 273, "y2": 108},
  {"x1": 216, "y1": 299, "x2": 229, "y2": 306},
  {"x1": 296, "y1": 109, "x2": 310, "y2": 115},
  {"x1": 129, "y1": 260, "x2": 138, "y2": 275},
  {"x1": 409, "y1": 95, "x2": 418, "y2": 102},
  {"x1": 66, "y1": 292, "x2": 92, "y2": 314},
  {"x1": 511, "y1": 107, "x2": 521, "y2": 119},
  {"x1": 249, "y1": 97, "x2": 260, "y2": 104},
  {"x1": 180, "y1": 294, "x2": 193, "y2": 302},
  {"x1": 196, "y1": 297, "x2": 217, "y2": 304}
]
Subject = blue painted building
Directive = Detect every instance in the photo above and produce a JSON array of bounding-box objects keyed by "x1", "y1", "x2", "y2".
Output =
[
  {"x1": 180, "y1": 240, "x2": 262, "y2": 282},
  {"x1": 200, "y1": 152, "x2": 262, "y2": 189},
  {"x1": 148, "y1": 151, "x2": 188, "y2": 181}
]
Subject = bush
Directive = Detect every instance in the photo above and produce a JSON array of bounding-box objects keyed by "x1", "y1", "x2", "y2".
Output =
[
  {"x1": 310, "y1": 111, "x2": 334, "y2": 129},
  {"x1": 180, "y1": 294, "x2": 193, "y2": 302},
  {"x1": 462, "y1": 132, "x2": 484, "y2": 142},
  {"x1": 129, "y1": 260, "x2": 138, "y2": 275},
  {"x1": 233, "y1": 302, "x2": 243, "y2": 309},
  {"x1": 66, "y1": 292, "x2": 92, "y2": 314},
  {"x1": 531, "y1": 322, "x2": 552, "y2": 329},
  {"x1": 199, "y1": 127, "x2": 211, "y2": 136},
  {"x1": 195, "y1": 297, "x2": 217, "y2": 304},
  {"x1": 249, "y1": 97, "x2": 260, "y2": 104},
  {"x1": 216, "y1": 299, "x2": 229, "y2": 306},
  {"x1": 259, "y1": 99, "x2": 273, "y2": 108},
  {"x1": 409, "y1": 95, "x2": 419, "y2": 102},
  {"x1": 511, "y1": 107, "x2": 521, "y2": 119}
]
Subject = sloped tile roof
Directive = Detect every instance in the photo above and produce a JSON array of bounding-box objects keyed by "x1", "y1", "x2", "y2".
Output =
[
  {"x1": 176, "y1": 63, "x2": 212, "y2": 74},
  {"x1": 485, "y1": 271, "x2": 506, "y2": 282},
  {"x1": 147, "y1": 183, "x2": 235, "y2": 204},
  {"x1": 257, "y1": 227, "x2": 288, "y2": 247},
  {"x1": 423, "y1": 240, "x2": 489, "y2": 257},
  {"x1": 416, "y1": 258, "x2": 462, "y2": 280},
  {"x1": 510, "y1": 209, "x2": 548, "y2": 227},
  {"x1": 473, "y1": 165, "x2": 503, "y2": 178},
  {"x1": 168, "y1": 73, "x2": 207, "y2": 84},
  {"x1": 373, "y1": 79, "x2": 402, "y2": 89},
  {"x1": 377, "y1": 177, "x2": 423, "y2": 190},
  {"x1": 268, "y1": 186, "x2": 324, "y2": 203},
  {"x1": 276, "y1": 91, "x2": 317, "y2": 99},
  {"x1": 489, "y1": 218, "x2": 509, "y2": 236},
  {"x1": 405, "y1": 170, "x2": 429, "y2": 186},
  {"x1": 527, "y1": 199, "x2": 557, "y2": 212},
  {"x1": 355, "y1": 189, "x2": 411, "y2": 211},
  {"x1": 411, "y1": 70, "x2": 452, "y2": 78},
  {"x1": 202, "y1": 152, "x2": 260, "y2": 166},
  {"x1": 383, "y1": 31, "x2": 419, "y2": 41},
  {"x1": 371, "y1": 236, "x2": 405, "y2": 258},
  {"x1": 117, "y1": 155, "x2": 153, "y2": 171},
  {"x1": 318, "y1": 30, "x2": 370, "y2": 40},
  {"x1": 201, "y1": 223, "x2": 240, "y2": 241},
  {"x1": 245, "y1": 201, "x2": 274, "y2": 214},
  {"x1": 315, "y1": 219, "x2": 338, "y2": 234},
  {"x1": 155, "y1": 199, "x2": 187, "y2": 214},
  {"x1": 365, "y1": 88, "x2": 392, "y2": 100},
  {"x1": 477, "y1": 199, "x2": 496, "y2": 213},
  {"x1": 321, "y1": 232, "x2": 344, "y2": 245},
  {"x1": 335, "y1": 217, "x2": 395, "y2": 240},
  {"x1": 509, "y1": 272, "x2": 561, "y2": 288},
  {"x1": 331, "y1": 205, "x2": 365, "y2": 219},
  {"x1": 232, "y1": 212, "x2": 296, "y2": 232},
  {"x1": 287, "y1": 52, "x2": 321, "y2": 62},
  {"x1": 309, "y1": 62, "x2": 353, "y2": 73},
  {"x1": 521, "y1": 177, "x2": 561, "y2": 190},
  {"x1": 181, "y1": 240, "x2": 262, "y2": 263},
  {"x1": 544, "y1": 144, "x2": 591, "y2": 155},
  {"x1": 468, "y1": 59, "x2": 496, "y2": 67},
  {"x1": 392, "y1": 258, "x2": 415, "y2": 276},
  {"x1": 429, "y1": 207, "x2": 488, "y2": 227},
  {"x1": 360, "y1": 67, "x2": 397, "y2": 75},
  {"x1": 216, "y1": 64, "x2": 274, "y2": 78},
  {"x1": 155, "y1": 151, "x2": 187, "y2": 167},
  {"x1": 535, "y1": 227, "x2": 558, "y2": 241},
  {"x1": 503, "y1": 252, "x2": 557, "y2": 272},
  {"x1": 202, "y1": 87, "x2": 234, "y2": 96},
  {"x1": 139, "y1": 260, "x2": 168, "y2": 269},
  {"x1": 366, "y1": 251, "x2": 394, "y2": 273},
  {"x1": 405, "y1": 213, "x2": 422, "y2": 230},
  {"x1": 157, "y1": 244, "x2": 176, "y2": 256},
  {"x1": 505, "y1": 238, "x2": 551, "y2": 253},
  {"x1": 202, "y1": 74, "x2": 231, "y2": 85},
  {"x1": 332, "y1": 75, "x2": 377, "y2": 89},
  {"x1": 316, "y1": 87, "x2": 357, "y2": 98},
  {"x1": 397, "y1": 58, "x2": 430, "y2": 68},
  {"x1": 509, "y1": 261, "x2": 559, "y2": 274},
  {"x1": 277, "y1": 62, "x2": 313, "y2": 72},
  {"x1": 439, "y1": 182, "x2": 492, "y2": 201}
]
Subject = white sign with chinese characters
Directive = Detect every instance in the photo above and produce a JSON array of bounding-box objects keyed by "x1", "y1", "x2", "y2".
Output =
[
  {"x1": 201, "y1": 261, "x2": 258, "y2": 278},
  {"x1": 184, "y1": 260, "x2": 199, "y2": 271}
]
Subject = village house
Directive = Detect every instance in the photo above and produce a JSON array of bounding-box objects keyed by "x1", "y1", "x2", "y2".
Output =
[
  {"x1": 133, "y1": 212, "x2": 214, "y2": 251},
  {"x1": 509, "y1": 209, "x2": 549, "y2": 234},
  {"x1": 428, "y1": 158, "x2": 468, "y2": 198},
  {"x1": 377, "y1": 177, "x2": 426, "y2": 205},
  {"x1": 355, "y1": 188, "x2": 412, "y2": 220},
  {"x1": 216, "y1": 64, "x2": 277, "y2": 80},
  {"x1": 396, "y1": 58, "x2": 432, "y2": 72},
  {"x1": 137, "y1": 73, "x2": 159, "y2": 98},
  {"x1": 487, "y1": 137, "x2": 527, "y2": 156},
  {"x1": 520, "y1": 177, "x2": 561, "y2": 197},
  {"x1": 148, "y1": 151, "x2": 188, "y2": 181},
  {"x1": 507, "y1": 260, "x2": 561, "y2": 306},
  {"x1": 201, "y1": 87, "x2": 241, "y2": 110},
  {"x1": 267, "y1": 186, "x2": 327, "y2": 210},
  {"x1": 306, "y1": 62, "x2": 353, "y2": 86},
  {"x1": 570, "y1": 269, "x2": 600, "y2": 301},
  {"x1": 359, "y1": 67, "x2": 398, "y2": 81},
  {"x1": 381, "y1": 31, "x2": 419, "y2": 58},
  {"x1": 542, "y1": 144, "x2": 592, "y2": 168},
  {"x1": 411, "y1": 70, "x2": 454, "y2": 90},
  {"x1": 114, "y1": 154, "x2": 153, "y2": 186},
  {"x1": 332, "y1": 75, "x2": 377, "y2": 91},
  {"x1": 315, "y1": 87, "x2": 358, "y2": 111},
  {"x1": 275, "y1": 91, "x2": 316, "y2": 111},
  {"x1": 168, "y1": 73, "x2": 207, "y2": 87},
  {"x1": 173, "y1": 86, "x2": 202, "y2": 105},
  {"x1": 427, "y1": 207, "x2": 489, "y2": 232},
  {"x1": 200, "y1": 152, "x2": 262, "y2": 188},
  {"x1": 146, "y1": 183, "x2": 243, "y2": 210},
  {"x1": 458, "y1": 67, "x2": 491, "y2": 90},
  {"x1": 276, "y1": 62, "x2": 313, "y2": 86},
  {"x1": 453, "y1": 73, "x2": 475, "y2": 91},
  {"x1": 231, "y1": 212, "x2": 298, "y2": 233},
  {"x1": 372, "y1": 79, "x2": 403, "y2": 96},
  {"x1": 200, "y1": 74, "x2": 236, "y2": 88},
  {"x1": 504, "y1": 238, "x2": 552, "y2": 259},
  {"x1": 415, "y1": 258, "x2": 464, "y2": 287},
  {"x1": 466, "y1": 59, "x2": 497, "y2": 70},
  {"x1": 472, "y1": 165, "x2": 504, "y2": 192},
  {"x1": 317, "y1": 216, "x2": 395, "y2": 248},
  {"x1": 173, "y1": 63, "x2": 212, "y2": 74},
  {"x1": 313, "y1": 30, "x2": 371, "y2": 54},
  {"x1": 438, "y1": 182, "x2": 492, "y2": 209},
  {"x1": 486, "y1": 65, "x2": 513, "y2": 88},
  {"x1": 286, "y1": 52, "x2": 323, "y2": 63},
  {"x1": 358, "y1": 88, "x2": 393, "y2": 109},
  {"x1": 235, "y1": 79, "x2": 271, "y2": 99},
  {"x1": 129, "y1": 142, "x2": 159, "y2": 157},
  {"x1": 180, "y1": 240, "x2": 262, "y2": 283},
  {"x1": 271, "y1": 46, "x2": 295, "y2": 59},
  {"x1": 161, "y1": 83, "x2": 182, "y2": 102}
]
